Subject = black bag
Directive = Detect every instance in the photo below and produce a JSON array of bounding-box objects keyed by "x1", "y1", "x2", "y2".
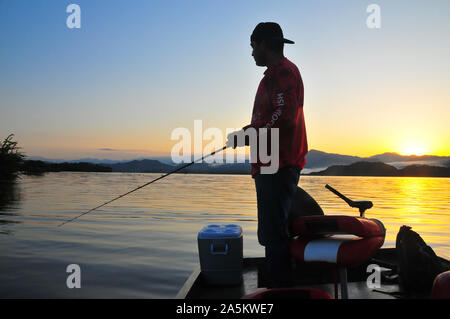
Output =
[{"x1": 396, "y1": 225, "x2": 450, "y2": 293}]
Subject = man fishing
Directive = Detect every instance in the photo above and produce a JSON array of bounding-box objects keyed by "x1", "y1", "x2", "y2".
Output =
[
  {"x1": 227, "y1": 22, "x2": 308, "y2": 288},
  {"x1": 59, "y1": 23, "x2": 307, "y2": 290}
]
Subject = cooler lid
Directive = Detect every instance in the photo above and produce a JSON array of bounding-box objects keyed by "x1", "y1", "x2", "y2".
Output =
[{"x1": 198, "y1": 224, "x2": 243, "y2": 239}]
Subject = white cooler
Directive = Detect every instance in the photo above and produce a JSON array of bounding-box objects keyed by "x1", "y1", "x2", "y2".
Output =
[{"x1": 197, "y1": 224, "x2": 243, "y2": 285}]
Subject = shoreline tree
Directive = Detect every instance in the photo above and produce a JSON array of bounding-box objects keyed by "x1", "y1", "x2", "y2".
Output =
[{"x1": 0, "y1": 134, "x2": 25, "y2": 181}]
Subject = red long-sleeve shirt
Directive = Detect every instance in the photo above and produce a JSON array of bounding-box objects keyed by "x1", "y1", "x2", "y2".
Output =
[{"x1": 245, "y1": 57, "x2": 308, "y2": 176}]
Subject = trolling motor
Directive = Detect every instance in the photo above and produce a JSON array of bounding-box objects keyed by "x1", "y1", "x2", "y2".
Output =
[{"x1": 325, "y1": 184, "x2": 373, "y2": 217}]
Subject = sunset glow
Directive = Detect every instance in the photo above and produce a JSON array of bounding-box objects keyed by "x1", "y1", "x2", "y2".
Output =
[
  {"x1": 0, "y1": 1, "x2": 449, "y2": 160},
  {"x1": 399, "y1": 142, "x2": 429, "y2": 156}
]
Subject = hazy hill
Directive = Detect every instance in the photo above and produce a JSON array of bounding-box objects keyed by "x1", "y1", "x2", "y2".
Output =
[
  {"x1": 304, "y1": 150, "x2": 366, "y2": 169},
  {"x1": 308, "y1": 161, "x2": 450, "y2": 177},
  {"x1": 179, "y1": 162, "x2": 251, "y2": 174},
  {"x1": 308, "y1": 161, "x2": 397, "y2": 176},
  {"x1": 108, "y1": 159, "x2": 174, "y2": 173},
  {"x1": 368, "y1": 152, "x2": 448, "y2": 163},
  {"x1": 398, "y1": 164, "x2": 450, "y2": 177},
  {"x1": 107, "y1": 160, "x2": 251, "y2": 174},
  {"x1": 305, "y1": 150, "x2": 450, "y2": 169}
]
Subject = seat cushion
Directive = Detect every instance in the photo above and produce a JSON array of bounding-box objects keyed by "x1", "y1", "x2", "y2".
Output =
[{"x1": 290, "y1": 235, "x2": 385, "y2": 267}]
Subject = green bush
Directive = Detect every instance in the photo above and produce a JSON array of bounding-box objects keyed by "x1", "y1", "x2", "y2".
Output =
[{"x1": 0, "y1": 134, "x2": 25, "y2": 180}]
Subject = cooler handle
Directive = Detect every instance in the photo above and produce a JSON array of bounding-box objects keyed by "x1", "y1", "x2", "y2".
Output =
[{"x1": 210, "y1": 243, "x2": 228, "y2": 255}]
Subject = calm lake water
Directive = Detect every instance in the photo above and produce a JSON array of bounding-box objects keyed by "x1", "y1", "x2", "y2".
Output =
[{"x1": 0, "y1": 172, "x2": 449, "y2": 298}]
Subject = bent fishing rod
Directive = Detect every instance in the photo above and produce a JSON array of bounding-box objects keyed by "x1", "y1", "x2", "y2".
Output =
[{"x1": 58, "y1": 146, "x2": 228, "y2": 227}]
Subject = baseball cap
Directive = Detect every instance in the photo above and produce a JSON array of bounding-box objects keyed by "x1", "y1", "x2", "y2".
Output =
[{"x1": 250, "y1": 22, "x2": 295, "y2": 44}]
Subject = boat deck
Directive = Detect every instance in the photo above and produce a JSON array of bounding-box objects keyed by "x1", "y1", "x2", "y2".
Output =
[{"x1": 176, "y1": 248, "x2": 416, "y2": 299}]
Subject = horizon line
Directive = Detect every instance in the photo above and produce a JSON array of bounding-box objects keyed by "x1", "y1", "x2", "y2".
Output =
[{"x1": 24, "y1": 149, "x2": 450, "y2": 162}]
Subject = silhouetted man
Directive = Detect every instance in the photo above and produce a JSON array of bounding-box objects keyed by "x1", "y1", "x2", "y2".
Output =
[{"x1": 227, "y1": 22, "x2": 308, "y2": 287}]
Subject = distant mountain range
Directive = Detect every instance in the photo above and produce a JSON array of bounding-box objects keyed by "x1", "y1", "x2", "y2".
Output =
[
  {"x1": 25, "y1": 150, "x2": 450, "y2": 176},
  {"x1": 303, "y1": 150, "x2": 450, "y2": 170},
  {"x1": 107, "y1": 160, "x2": 251, "y2": 174},
  {"x1": 107, "y1": 159, "x2": 174, "y2": 173},
  {"x1": 24, "y1": 156, "x2": 174, "y2": 165},
  {"x1": 308, "y1": 161, "x2": 450, "y2": 177}
]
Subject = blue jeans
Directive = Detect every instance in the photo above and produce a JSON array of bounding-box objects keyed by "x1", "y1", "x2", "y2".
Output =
[{"x1": 254, "y1": 166, "x2": 301, "y2": 287}]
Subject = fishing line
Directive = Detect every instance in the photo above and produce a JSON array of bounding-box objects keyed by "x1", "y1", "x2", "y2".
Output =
[{"x1": 58, "y1": 146, "x2": 228, "y2": 227}]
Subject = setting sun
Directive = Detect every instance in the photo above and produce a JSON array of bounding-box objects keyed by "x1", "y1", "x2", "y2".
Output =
[{"x1": 400, "y1": 142, "x2": 428, "y2": 156}]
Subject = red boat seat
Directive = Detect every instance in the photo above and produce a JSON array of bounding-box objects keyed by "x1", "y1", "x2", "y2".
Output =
[
  {"x1": 290, "y1": 235, "x2": 385, "y2": 267},
  {"x1": 291, "y1": 215, "x2": 385, "y2": 238},
  {"x1": 289, "y1": 215, "x2": 386, "y2": 298},
  {"x1": 431, "y1": 271, "x2": 450, "y2": 299},
  {"x1": 290, "y1": 215, "x2": 385, "y2": 266},
  {"x1": 242, "y1": 287, "x2": 332, "y2": 299}
]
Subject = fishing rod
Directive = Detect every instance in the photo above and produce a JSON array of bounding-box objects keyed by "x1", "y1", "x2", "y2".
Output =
[{"x1": 58, "y1": 146, "x2": 228, "y2": 227}]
